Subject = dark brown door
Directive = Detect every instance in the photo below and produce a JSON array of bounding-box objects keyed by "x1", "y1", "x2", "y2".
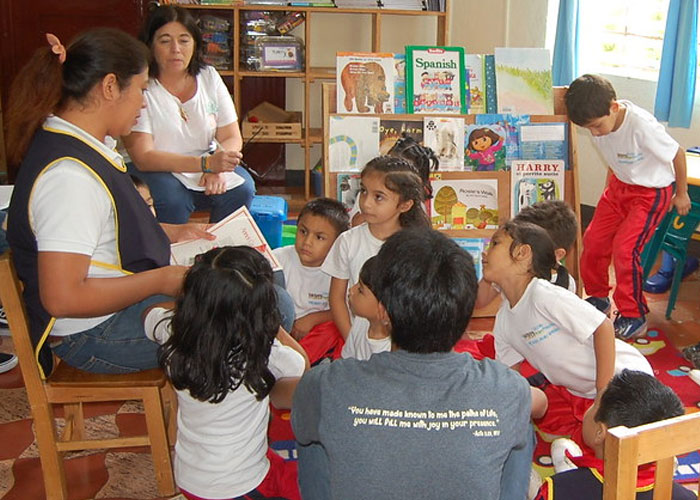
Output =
[{"x1": 0, "y1": 0, "x2": 146, "y2": 180}]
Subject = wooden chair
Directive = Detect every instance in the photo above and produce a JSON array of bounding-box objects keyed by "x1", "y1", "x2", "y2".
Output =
[
  {"x1": 0, "y1": 253, "x2": 176, "y2": 499},
  {"x1": 603, "y1": 411, "x2": 700, "y2": 500}
]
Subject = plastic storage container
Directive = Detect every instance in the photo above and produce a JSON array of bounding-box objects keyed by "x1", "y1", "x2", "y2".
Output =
[{"x1": 250, "y1": 196, "x2": 288, "y2": 249}]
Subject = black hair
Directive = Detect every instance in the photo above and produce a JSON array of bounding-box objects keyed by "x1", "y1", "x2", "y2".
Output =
[
  {"x1": 139, "y1": 5, "x2": 205, "y2": 78},
  {"x1": 158, "y1": 246, "x2": 280, "y2": 404},
  {"x1": 595, "y1": 370, "x2": 684, "y2": 429},
  {"x1": 501, "y1": 220, "x2": 556, "y2": 281},
  {"x1": 297, "y1": 197, "x2": 350, "y2": 236},
  {"x1": 358, "y1": 255, "x2": 379, "y2": 295},
  {"x1": 387, "y1": 134, "x2": 438, "y2": 199},
  {"x1": 372, "y1": 228, "x2": 477, "y2": 353},
  {"x1": 514, "y1": 200, "x2": 578, "y2": 252},
  {"x1": 564, "y1": 74, "x2": 617, "y2": 126},
  {"x1": 6, "y1": 28, "x2": 149, "y2": 167},
  {"x1": 361, "y1": 155, "x2": 431, "y2": 229},
  {"x1": 130, "y1": 174, "x2": 147, "y2": 190},
  {"x1": 468, "y1": 128, "x2": 502, "y2": 150}
]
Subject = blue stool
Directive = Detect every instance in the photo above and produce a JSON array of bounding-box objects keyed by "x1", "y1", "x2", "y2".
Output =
[{"x1": 641, "y1": 201, "x2": 700, "y2": 319}]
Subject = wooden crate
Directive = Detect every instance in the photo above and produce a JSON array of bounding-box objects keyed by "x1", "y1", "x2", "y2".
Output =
[
  {"x1": 242, "y1": 102, "x2": 302, "y2": 140},
  {"x1": 242, "y1": 112, "x2": 302, "y2": 140}
]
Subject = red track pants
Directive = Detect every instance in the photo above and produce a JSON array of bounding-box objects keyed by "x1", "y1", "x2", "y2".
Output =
[{"x1": 581, "y1": 175, "x2": 672, "y2": 317}]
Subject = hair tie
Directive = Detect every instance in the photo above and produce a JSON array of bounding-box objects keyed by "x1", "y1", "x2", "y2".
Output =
[{"x1": 46, "y1": 33, "x2": 66, "y2": 64}]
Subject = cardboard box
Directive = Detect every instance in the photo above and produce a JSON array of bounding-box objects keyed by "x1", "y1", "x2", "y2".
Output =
[{"x1": 242, "y1": 102, "x2": 302, "y2": 140}]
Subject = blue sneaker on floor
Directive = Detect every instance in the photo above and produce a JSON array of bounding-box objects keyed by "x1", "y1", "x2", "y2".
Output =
[
  {"x1": 585, "y1": 296, "x2": 611, "y2": 316},
  {"x1": 613, "y1": 313, "x2": 648, "y2": 340},
  {"x1": 644, "y1": 254, "x2": 699, "y2": 294}
]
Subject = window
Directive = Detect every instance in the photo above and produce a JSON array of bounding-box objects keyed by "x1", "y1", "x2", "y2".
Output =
[{"x1": 577, "y1": 0, "x2": 669, "y2": 80}]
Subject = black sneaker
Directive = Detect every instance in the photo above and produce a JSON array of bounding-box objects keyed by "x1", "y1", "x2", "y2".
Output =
[
  {"x1": 585, "y1": 296, "x2": 611, "y2": 316},
  {"x1": 0, "y1": 306, "x2": 7, "y2": 329},
  {"x1": 613, "y1": 313, "x2": 648, "y2": 341},
  {"x1": 0, "y1": 352, "x2": 18, "y2": 374}
]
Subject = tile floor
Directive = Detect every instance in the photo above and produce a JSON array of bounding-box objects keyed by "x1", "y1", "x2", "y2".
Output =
[{"x1": 0, "y1": 268, "x2": 698, "y2": 499}]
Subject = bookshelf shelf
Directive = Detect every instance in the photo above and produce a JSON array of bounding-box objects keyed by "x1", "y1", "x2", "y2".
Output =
[{"x1": 181, "y1": 1, "x2": 451, "y2": 198}]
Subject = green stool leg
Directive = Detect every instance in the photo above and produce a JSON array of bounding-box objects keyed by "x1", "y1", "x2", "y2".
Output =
[{"x1": 666, "y1": 254, "x2": 685, "y2": 319}]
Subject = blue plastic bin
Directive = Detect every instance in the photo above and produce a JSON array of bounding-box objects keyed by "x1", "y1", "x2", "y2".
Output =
[{"x1": 250, "y1": 196, "x2": 288, "y2": 249}]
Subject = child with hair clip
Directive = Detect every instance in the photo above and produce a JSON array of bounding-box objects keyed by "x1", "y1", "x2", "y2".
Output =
[
  {"x1": 482, "y1": 220, "x2": 652, "y2": 439},
  {"x1": 342, "y1": 256, "x2": 391, "y2": 360},
  {"x1": 349, "y1": 134, "x2": 438, "y2": 226},
  {"x1": 143, "y1": 246, "x2": 309, "y2": 500},
  {"x1": 322, "y1": 155, "x2": 430, "y2": 339}
]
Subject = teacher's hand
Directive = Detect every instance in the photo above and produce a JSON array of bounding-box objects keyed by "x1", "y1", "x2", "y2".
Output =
[
  {"x1": 209, "y1": 149, "x2": 242, "y2": 173},
  {"x1": 159, "y1": 265, "x2": 189, "y2": 297},
  {"x1": 200, "y1": 172, "x2": 228, "y2": 195}
]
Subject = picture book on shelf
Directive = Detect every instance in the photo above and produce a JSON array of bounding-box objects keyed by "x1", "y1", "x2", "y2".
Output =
[
  {"x1": 484, "y1": 54, "x2": 497, "y2": 113},
  {"x1": 452, "y1": 237, "x2": 488, "y2": 280},
  {"x1": 465, "y1": 54, "x2": 485, "y2": 115},
  {"x1": 475, "y1": 114, "x2": 531, "y2": 169},
  {"x1": 336, "y1": 172, "x2": 362, "y2": 212},
  {"x1": 406, "y1": 46, "x2": 467, "y2": 114},
  {"x1": 430, "y1": 177, "x2": 499, "y2": 230},
  {"x1": 494, "y1": 48, "x2": 553, "y2": 115},
  {"x1": 170, "y1": 207, "x2": 281, "y2": 271},
  {"x1": 393, "y1": 54, "x2": 407, "y2": 114},
  {"x1": 465, "y1": 123, "x2": 506, "y2": 171},
  {"x1": 423, "y1": 117, "x2": 465, "y2": 170},
  {"x1": 329, "y1": 115, "x2": 380, "y2": 172},
  {"x1": 379, "y1": 119, "x2": 423, "y2": 154},
  {"x1": 510, "y1": 160, "x2": 565, "y2": 216},
  {"x1": 518, "y1": 122, "x2": 569, "y2": 169},
  {"x1": 337, "y1": 52, "x2": 395, "y2": 114}
]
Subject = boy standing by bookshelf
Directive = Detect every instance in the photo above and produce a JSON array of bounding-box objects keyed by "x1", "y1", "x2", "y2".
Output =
[{"x1": 565, "y1": 74, "x2": 690, "y2": 340}]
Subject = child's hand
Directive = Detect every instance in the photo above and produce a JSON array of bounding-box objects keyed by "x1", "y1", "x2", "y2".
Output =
[
  {"x1": 291, "y1": 315, "x2": 315, "y2": 340},
  {"x1": 671, "y1": 191, "x2": 691, "y2": 216}
]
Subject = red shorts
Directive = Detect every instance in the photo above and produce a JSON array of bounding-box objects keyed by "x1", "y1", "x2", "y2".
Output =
[
  {"x1": 181, "y1": 448, "x2": 300, "y2": 500},
  {"x1": 298, "y1": 320, "x2": 344, "y2": 365},
  {"x1": 535, "y1": 384, "x2": 594, "y2": 440}
]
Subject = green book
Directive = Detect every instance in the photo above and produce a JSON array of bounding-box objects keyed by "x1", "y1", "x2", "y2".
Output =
[{"x1": 405, "y1": 45, "x2": 467, "y2": 114}]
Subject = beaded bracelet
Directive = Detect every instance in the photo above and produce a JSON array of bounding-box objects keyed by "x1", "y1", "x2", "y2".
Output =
[{"x1": 201, "y1": 154, "x2": 213, "y2": 174}]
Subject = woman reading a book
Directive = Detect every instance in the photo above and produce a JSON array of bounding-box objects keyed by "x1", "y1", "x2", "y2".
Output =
[
  {"x1": 4, "y1": 28, "x2": 213, "y2": 376},
  {"x1": 123, "y1": 5, "x2": 255, "y2": 225}
]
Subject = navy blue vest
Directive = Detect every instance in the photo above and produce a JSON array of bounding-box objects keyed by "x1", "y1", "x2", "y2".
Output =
[
  {"x1": 7, "y1": 126, "x2": 171, "y2": 375},
  {"x1": 546, "y1": 467, "x2": 695, "y2": 500}
]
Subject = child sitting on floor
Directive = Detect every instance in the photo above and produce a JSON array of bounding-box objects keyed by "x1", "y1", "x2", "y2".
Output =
[
  {"x1": 341, "y1": 256, "x2": 391, "y2": 360},
  {"x1": 535, "y1": 370, "x2": 695, "y2": 500},
  {"x1": 143, "y1": 246, "x2": 308, "y2": 500},
  {"x1": 483, "y1": 220, "x2": 652, "y2": 438},
  {"x1": 322, "y1": 155, "x2": 430, "y2": 340},
  {"x1": 475, "y1": 200, "x2": 579, "y2": 311}
]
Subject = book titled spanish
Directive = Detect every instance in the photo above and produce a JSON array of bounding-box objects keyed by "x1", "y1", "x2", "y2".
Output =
[
  {"x1": 510, "y1": 160, "x2": 565, "y2": 216},
  {"x1": 337, "y1": 52, "x2": 395, "y2": 114},
  {"x1": 406, "y1": 46, "x2": 467, "y2": 114}
]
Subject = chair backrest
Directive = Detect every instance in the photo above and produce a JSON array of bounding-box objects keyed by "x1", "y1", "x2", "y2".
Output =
[
  {"x1": 603, "y1": 411, "x2": 700, "y2": 500},
  {"x1": 664, "y1": 201, "x2": 700, "y2": 243},
  {"x1": 0, "y1": 253, "x2": 50, "y2": 402}
]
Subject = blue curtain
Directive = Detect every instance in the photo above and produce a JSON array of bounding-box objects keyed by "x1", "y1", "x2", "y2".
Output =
[
  {"x1": 552, "y1": 0, "x2": 580, "y2": 86},
  {"x1": 654, "y1": 0, "x2": 698, "y2": 128}
]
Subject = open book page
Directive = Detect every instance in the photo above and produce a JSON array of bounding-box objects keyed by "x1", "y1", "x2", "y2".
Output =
[{"x1": 170, "y1": 206, "x2": 281, "y2": 271}]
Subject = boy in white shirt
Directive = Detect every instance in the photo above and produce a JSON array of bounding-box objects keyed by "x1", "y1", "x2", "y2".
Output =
[
  {"x1": 565, "y1": 74, "x2": 690, "y2": 340},
  {"x1": 273, "y1": 198, "x2": 349, "y2": 363}
]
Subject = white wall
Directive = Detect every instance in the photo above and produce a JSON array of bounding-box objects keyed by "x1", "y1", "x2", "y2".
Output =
[{"x1": 287, "y1": 1, "x2": 695, "y2": 207}]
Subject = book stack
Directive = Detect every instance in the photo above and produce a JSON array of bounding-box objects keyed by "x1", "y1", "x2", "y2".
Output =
[
  {"x1": 379, "y1": 0, "x2": 425, "y2": 10},
  {"x1": 334, "y1": 0, "x2": 381, "y2": 8}
]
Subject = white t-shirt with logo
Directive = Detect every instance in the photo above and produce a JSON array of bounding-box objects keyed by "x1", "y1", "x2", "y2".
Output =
[
  {"x1": 273, "y1": 245, "x2": 331, "y2": 319},
  {"x1": 131, "y1": 65, "x2": 243, "y2": 191},
  {"x1": 593, "y1": 100, "x2": 678, "y2": 188},
  {"x1": 494, "y1": 278, "x2": 652, "y2": 398}
]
